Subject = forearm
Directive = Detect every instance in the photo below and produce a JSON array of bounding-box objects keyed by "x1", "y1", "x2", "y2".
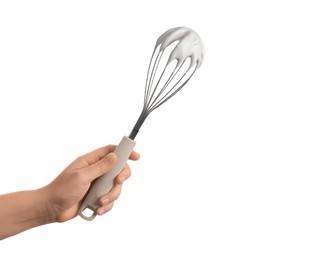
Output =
[{"x1": 0, "y1": 188, "x2": 54, "y2": 240}]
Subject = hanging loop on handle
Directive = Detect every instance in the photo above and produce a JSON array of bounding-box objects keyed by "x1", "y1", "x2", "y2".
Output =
[{"x1": 78, "y1": 136, "x2": 136, "y2": 221}]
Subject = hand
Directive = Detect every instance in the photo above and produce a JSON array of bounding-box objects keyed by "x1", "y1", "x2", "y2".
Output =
[{"x1": 43, "y1": 145, "x2": 140, "y2": 222}]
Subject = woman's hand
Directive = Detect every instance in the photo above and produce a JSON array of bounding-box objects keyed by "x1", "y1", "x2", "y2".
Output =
[{"x1": 44, "y1": 145, "x2": 140, "y2": 222}]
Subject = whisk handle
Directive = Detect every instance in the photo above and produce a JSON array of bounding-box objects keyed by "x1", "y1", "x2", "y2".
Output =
[{"x1": 78, "y1": 136, "x2": 136, "y2": 221}]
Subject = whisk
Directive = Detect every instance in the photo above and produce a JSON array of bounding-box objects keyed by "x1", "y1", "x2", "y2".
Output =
[{"x1": 79, "y1": 26, "x2": 205, "y2": 221}]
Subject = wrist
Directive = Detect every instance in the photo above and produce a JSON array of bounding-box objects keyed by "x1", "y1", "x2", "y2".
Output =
[{"x1": 35, "y1": 187, "x2": 57, "y2": 224}]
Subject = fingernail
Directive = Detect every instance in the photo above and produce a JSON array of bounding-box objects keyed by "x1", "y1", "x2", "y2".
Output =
[
  {"x1": 102, "y1": 198, "x2": 110, "y2": 205},
  {"x1": 98, "y1": 209, "x2": 105, "y2": 215},
  {"x1": 103, "y1": 153, "x2": 115, "y2": 163}
]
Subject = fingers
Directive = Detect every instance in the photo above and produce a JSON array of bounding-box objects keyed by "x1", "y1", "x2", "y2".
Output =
[
  {"x1": 129, "y1": 150, "x2": 140, "y2": 161},
  {"x1": 96, "y1": 184, "x2": 122, "y2": 215},
  {"x1": 79, "y1": 146, "x2": 139, "y2": 166},
  {"x1": 80, "y1": 152, "x2": 117, "y2": 183},
  {"x1": 80, "y1": 145, "x2": 117, "y2": 165},
  {"x1": 77, "y1": 148, "x2": 139, "y2": 181},
  {"x1": 76, "y1": 146, "x2": 139, "y2": 214},
  {"x1": 97, "y1": 202, "x2": 115, "y2": 216},
  {"x1": 115, "y1": 164, "x2": 132, "y2": 184},
  {"x1": 96, "y1": 166, "x2": 131, "y2": 215},
  {"x1": 65, "y1": 145, "x2": 118, "y2": 172}
]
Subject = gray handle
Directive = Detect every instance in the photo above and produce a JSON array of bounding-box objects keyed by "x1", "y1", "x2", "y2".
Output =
[{"x1": 78, "y1": 136, "x2": 136, "y2": 221}]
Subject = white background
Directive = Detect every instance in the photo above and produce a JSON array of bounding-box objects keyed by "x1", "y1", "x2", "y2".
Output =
[{"x1": 0, "y1": 0, "x2": 314, "y2": 259}]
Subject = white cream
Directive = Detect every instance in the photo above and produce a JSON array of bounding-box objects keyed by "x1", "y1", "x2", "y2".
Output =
[{"x1": 155, "y1": 27, "x2": 205, "y2": 69}]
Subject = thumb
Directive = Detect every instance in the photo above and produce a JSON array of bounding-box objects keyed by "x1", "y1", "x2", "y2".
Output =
[{"x1": 83, "y1": 152, "x2": 117, "y2": 182}]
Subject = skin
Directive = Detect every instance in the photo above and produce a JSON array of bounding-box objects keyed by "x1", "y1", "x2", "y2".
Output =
[{"x1": 0, "y1": 145, "x2": 140, "y2": 240}]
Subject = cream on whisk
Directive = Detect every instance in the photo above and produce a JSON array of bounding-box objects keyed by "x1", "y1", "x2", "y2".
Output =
[{"x1": 155, "y1": 27, "x2": 205, "y2": 69}]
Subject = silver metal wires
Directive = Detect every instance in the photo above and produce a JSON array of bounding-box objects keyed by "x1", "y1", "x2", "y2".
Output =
[{"x1": 129, "y1": 27, "x2": 205, "y2": 140}]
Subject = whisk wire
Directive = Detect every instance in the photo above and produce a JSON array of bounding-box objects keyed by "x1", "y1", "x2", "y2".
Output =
[
  {"x1": 130, "y1": 56, "x2": 198, "y2": 140},
  {"x1": 145, "y1": 43, "x2": 192, "y2": 113},
  {"x1": 148, "y1": 59, "x2": 187, "y2": 112},
  {"x1": 148, "y1": 63, "x2": 197, "y2": 113},
  {"x1": 143, "y1": 48, "x2": 157, "y2": 107},
  {"x1": 145, "y1": 48, "x2": 164, "y2": 111},
  {"x1": 146, "y1": 58, "x2": 169, "y2": 110},
  {"x1": 129, "y1": 27, "x2": 203, "y2": 140}
]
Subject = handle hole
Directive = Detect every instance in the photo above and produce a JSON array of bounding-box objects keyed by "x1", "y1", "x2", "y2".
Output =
[{"x1": 81, "y1": 207, "x2": 95, "y2": 218}]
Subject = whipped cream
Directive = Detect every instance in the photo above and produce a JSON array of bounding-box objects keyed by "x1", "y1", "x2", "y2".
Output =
[{"x1": 155, "y1": 27, "x2": 205, "y2": 69}]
